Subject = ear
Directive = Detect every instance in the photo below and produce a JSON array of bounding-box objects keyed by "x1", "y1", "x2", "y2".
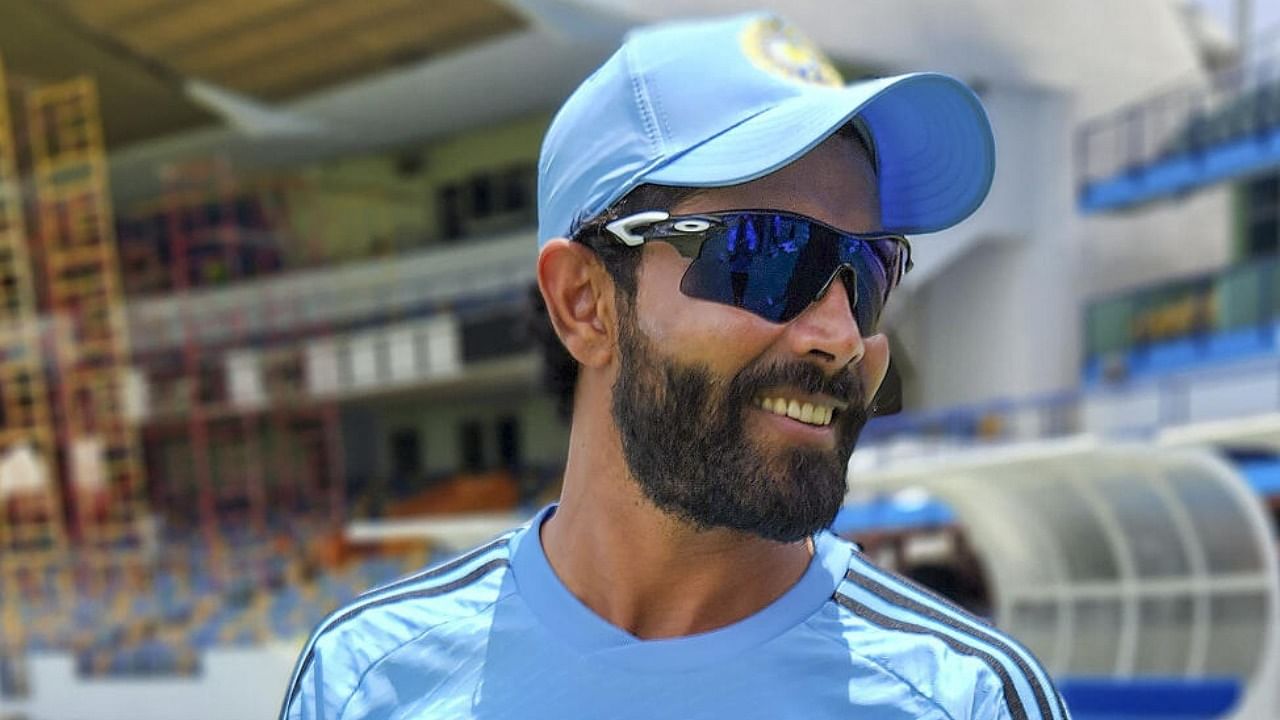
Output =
[{"x1": 536, "y1": 238, "x2": 620, "y2": 369}]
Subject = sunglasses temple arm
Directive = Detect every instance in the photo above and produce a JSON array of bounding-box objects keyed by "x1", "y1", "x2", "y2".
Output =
[{"x1": 604, "y1": 211, "x2": 671, "y2": 246}]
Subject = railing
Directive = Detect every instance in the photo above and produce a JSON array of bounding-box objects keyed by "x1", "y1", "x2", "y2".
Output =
[
  {"x1": 861, "y1": 388, "x2": 1082, "y2": 447},
  {"x1": 839, "y1": 244, "x2": 1280, "y2": 458},
  {"x1": 859, "y1": 352, "x2": 1280, "y2": 469},
  {"x1": 1084, "y1": 253, "x2": 1280, "y2": 377},
  {"x1": 1077, "y1": 25, "x2": 1280, "y2": 206},
  {"x1": 126, "y1": 228, "x2": 538, "y2": 353}
]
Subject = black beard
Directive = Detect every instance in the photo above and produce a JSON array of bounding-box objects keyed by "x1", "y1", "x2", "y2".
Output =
[{"x1": 610, "y1": 309, "x2": 870, "y2": 543}]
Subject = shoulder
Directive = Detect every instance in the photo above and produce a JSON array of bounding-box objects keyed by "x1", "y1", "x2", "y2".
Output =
[
  {"x1": 818, "y1": 542, "x2": 1068, "y2": 720},
  {"x1": 278, "y1": 531, "x2": 519, "y2": 720}
]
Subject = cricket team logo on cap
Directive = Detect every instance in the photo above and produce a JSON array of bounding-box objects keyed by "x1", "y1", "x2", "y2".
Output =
[{"x1": 740, "y1": 17, "x2": 842, "y2": 88}]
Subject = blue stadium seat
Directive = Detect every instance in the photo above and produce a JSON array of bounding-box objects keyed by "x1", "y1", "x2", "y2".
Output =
[
  {"x1": 272, "y1": 614, "x2": 302, "y2": 638},
  {"x1": 1206, "y1": 327, "x2": 1272, "y2": 363},
  {"x1": 191, "y1": 619, "x2": 222, "y2": 649},
  {"x1": 1234, "y1": 459, "x2": 1280, "y2": 496},
  {"x1": 1143, "y1": 338, "x2": 1201, "y2": 373},
  {"x1": 230, "y1": 626, "x2": 259, "y2": 646},
  {"x1": 135, "y1": 640, "x2": 177, "y2": 674},
  {"x1": 832, "y1": 497, "x2": 956, "y2": 534},
  {"x1": 1057, "y1": 677, "x2": 1241, "y2": 720},
  {"x1": 274, "y1": 587, "x2": 301, "y2": 610},
  {"x1": 108, "y1": 649, "x2": 130, "y2": 675},
  {"x1": 1263, "y1": 80, "x2": 1280, "y2": 126}
]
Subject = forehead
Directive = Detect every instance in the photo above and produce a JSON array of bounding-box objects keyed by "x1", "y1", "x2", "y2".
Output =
[{"x1": 668, "y1": 132, "x2": 880, "y2": 233}]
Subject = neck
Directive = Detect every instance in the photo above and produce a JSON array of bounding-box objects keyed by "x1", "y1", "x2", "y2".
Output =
[{"x1": 541, "y1": 397, "x2": 815, "y2": 640}]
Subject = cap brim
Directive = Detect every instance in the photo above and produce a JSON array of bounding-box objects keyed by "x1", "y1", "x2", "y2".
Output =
[{"x1": 642, "y1": 73, "x2": 995, "y2": 235}]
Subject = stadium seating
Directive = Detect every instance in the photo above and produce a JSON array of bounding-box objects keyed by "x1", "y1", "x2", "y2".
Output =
[
  {"x1": 1057, "y1": 678, "x2": 1242, "y2": 720},
  {"x1": 7, "y1": 525, "x2": 439, "y2": 678}
]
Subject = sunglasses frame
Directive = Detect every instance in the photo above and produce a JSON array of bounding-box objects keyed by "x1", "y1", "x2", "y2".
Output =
[{"x1": 576, "y1": 209, "x2": 913, "y2": 330}]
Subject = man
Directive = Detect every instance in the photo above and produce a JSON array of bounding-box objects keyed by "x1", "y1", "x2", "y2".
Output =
[{"x1": 281, "y1": 12, "x2": 1067, "y2": 720}]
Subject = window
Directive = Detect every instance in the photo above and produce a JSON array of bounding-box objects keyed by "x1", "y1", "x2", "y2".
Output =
[
  {"x1": 1243, "y1": 172, "x2": 1280, "y2": 259},
  {"x1": 439, "y1": 185, "x2": 464, "y2": 242},
  {"x1": 460, "y1": 420, "x2": 485, "y2": 473},
  {"x1": 195, "y1": 356, "x2": 224, "y2": 404},
  {"x1": 501, "y1": 166, "x2": 534, "y2": 214},
  {"x1": 262, "y1": 349, "x2": 305, "y2": 400},
  {"x1": 389, "y1": 428, "x2": 421, "y2": 480},
  {"x1": 496, "y1": 416, "x2": 521, "y2": 470},
  {"x1": 469, "y1": 176, "x2": 494, "y2": 217},
  {"x1": 1247, "y1": 218, "x2": 1278, "y2": 257},
  {"x1": 435, "y1": 163, "x2": 536, "y2": 241},
  {"x1": 460, "y1": 307, "x2": 532, "y2": 364}
]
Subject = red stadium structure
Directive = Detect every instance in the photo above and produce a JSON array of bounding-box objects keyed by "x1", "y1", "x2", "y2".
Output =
[{"x1": 0, "y1": 63, "x2": 371, "y2": 688}]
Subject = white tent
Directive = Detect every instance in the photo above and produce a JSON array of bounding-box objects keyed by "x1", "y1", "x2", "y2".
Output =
[
  {"x1": 850, "y1": 438, "x2": 1280, "y2": 720},
  {"x1": 0, "y1": 443, "x2": 48, "y2": 499},
  {"x1": 71, "y1": 437, "x2": 106, "y2": 493}
]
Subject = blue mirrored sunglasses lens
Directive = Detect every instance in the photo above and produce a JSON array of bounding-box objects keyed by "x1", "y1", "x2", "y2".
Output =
[
  {"x1": 845, "y1": 237, "x2": 894, "y2": 331},
  {"x1": 678, "y1": 214, "x2": 895, "y2": 333}
]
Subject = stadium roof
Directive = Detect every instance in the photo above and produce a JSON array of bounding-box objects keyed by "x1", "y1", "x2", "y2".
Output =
[
  {"x1": 0, "y1": 0, "x2": 1213, "y2": 203},
  {"x1": 0, "y1": 0, "x2": 526, "y2": 149}
]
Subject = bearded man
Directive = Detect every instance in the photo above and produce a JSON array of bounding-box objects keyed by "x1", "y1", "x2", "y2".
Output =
[{"x1": 281, "y1": 12, "x2": 1067, "y2": 720}]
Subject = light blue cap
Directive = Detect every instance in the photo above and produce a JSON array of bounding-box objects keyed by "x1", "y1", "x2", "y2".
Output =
[{"x1": 537, "y1": 12, "x2": 995, "y2": 247}]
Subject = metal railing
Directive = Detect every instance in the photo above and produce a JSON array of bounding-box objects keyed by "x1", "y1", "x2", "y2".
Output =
[
  {"x1": 860, "y1": 353, "x2": 1280, "y2": 467},
  {"x1": 1084, "y1": 253, "x2": 1280, "y2": 364},
  {"x1": 126, "y1": 228, "x2": 537, "y2": 353},
  {"x1": 1077, "y1": 26, "x2": 1280, "y2": 192}
]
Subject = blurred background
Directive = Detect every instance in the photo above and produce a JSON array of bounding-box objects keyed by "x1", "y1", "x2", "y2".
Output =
[{"x1": 0, "y1": 0, "x2": 1277, "y2": 719}]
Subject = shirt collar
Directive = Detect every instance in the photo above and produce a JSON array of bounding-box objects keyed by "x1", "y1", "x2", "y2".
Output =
[{"x1": 508, "y1": 503, "x2": 854, "y2": 671}]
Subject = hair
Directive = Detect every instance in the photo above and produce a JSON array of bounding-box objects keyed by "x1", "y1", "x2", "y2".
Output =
[
  {"x1": 527, "y1": 122, "x2": 876, "y2": 421},
  {"x1": 528, "y1": 183, "x2": 704, "y2": 421}
]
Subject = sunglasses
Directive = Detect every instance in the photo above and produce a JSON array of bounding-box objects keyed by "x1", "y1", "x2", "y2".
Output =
[{"x1": 579, "y1": 209, "x2": 912, "y2": 334}]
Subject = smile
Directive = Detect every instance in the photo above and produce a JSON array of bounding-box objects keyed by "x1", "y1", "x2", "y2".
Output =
[{"x1": 753, "y1": 396, "x2": 840, "y2": 427}]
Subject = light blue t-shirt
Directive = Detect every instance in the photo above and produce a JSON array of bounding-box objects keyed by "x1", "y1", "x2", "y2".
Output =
[{"x1": 281, "y1": 505, "x2": 1067, "y2": 720}]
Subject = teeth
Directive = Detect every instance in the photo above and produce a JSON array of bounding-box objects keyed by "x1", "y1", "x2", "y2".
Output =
[
  {"x1": 756, "y1": 396, "x2": 836, "y2": 426},
  {"x1": 787, "y1": 400, "x2": 802, "y2": 420}
]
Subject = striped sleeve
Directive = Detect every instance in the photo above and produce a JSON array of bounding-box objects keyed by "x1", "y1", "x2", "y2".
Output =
[
  {"x1": 835, "y1": 553, "x2": 1069, "y2": 720},
  {"x1": 277, "y1": 533, "x2": 516, "y2": 720},
  {"x1": 281, "y1": 642, "x2": 337, "y2": 720}
]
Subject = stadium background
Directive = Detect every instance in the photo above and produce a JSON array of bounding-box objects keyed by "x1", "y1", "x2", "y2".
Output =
[{"x1": 0, "y1": 1, "x2": 1278, "y2": 718}]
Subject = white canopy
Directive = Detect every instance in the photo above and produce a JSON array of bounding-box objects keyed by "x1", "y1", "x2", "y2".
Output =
[
  {"x1": 851, "y1": 439, "x2": 1280, "y2": 720},
  {"x1": 0, "y1": 443, "x2": 48, "y2": 498}
]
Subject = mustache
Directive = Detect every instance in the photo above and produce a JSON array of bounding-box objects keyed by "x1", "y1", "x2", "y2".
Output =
[{"x1": 729, "y1": 359, "x2": 862, "y2": 406}]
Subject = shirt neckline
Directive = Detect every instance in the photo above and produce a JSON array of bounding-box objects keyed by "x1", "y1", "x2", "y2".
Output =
[{"x1": 508, "y1": 503, "x2": 854, "y2": 672}]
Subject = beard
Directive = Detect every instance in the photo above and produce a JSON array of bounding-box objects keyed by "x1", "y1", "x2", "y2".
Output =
[{"x1": 610, "y1": 309, "x2": 871, "y2": 543}]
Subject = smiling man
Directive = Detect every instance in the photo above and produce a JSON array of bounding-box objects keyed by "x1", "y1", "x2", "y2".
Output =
[{"x1": 281, "y1": 12, "x2": 1068, "y2": 720}]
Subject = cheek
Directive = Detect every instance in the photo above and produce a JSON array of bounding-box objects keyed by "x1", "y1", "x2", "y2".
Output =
[
  {"x1": 634, "y1": 247, "x2": 779, "y2": 365},
  {"x1": 859, "y1": 334, "x2": 891, "y2": 400}
]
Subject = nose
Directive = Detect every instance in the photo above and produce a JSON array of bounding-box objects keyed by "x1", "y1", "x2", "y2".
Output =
[{"x1": 785, "y1": 269, "x2": 865, "y2": 369}]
